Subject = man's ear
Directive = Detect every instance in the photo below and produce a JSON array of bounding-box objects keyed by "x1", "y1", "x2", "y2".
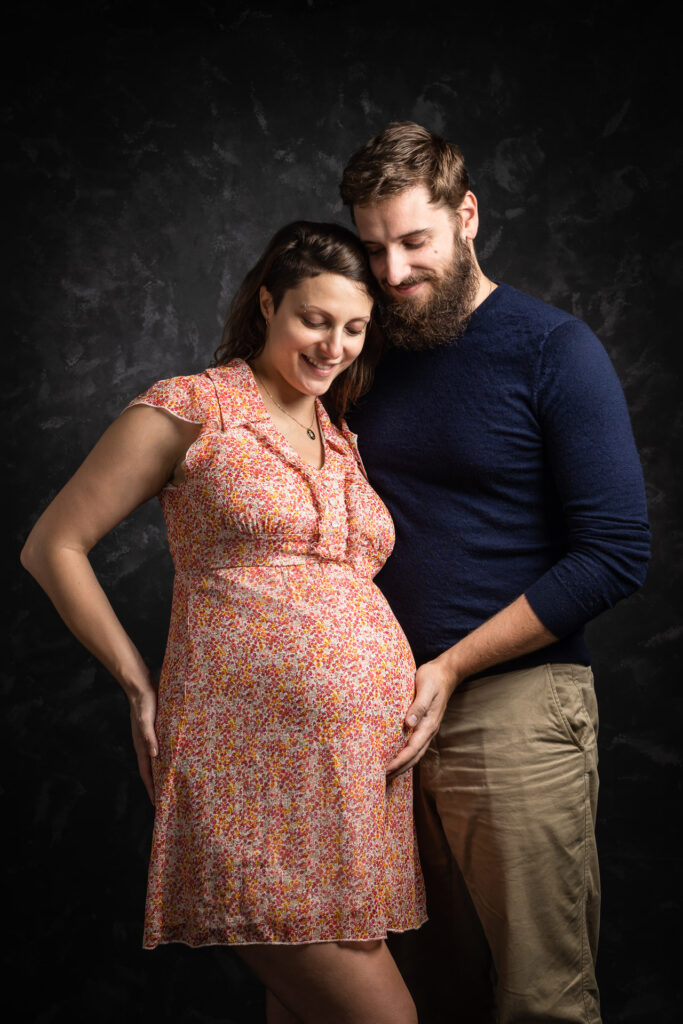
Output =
[{"x1": 458, "y1": 191, "x2": 479, "y2": 241}]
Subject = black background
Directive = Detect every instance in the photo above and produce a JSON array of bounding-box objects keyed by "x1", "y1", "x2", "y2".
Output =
[{"x1": 5, "y1": 2, "x2": 682, "y2": 1022}]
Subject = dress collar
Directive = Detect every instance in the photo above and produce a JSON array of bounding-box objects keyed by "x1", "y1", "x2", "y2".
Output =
[{"x1": 206, "y1": 358, "x2": 349, "y2": 455}]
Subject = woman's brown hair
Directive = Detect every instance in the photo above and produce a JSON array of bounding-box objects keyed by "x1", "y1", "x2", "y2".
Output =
[{"x1": 213, "y1": 220, "x2": 381, "y2": 421}]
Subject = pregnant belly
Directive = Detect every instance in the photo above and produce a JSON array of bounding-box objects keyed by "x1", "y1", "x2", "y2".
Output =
[{"x1": 160, "y1": 562, "x2": 416, "y2": 766}]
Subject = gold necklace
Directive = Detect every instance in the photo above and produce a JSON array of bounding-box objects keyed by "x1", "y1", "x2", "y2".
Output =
[{"x1": 256, "y1": 376, "x2": 317, "y2": 440}]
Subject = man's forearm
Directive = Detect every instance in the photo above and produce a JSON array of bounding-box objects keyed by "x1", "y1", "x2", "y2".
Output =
[
  {"x1": 435, "y1": 594, "x2": 557, "y2": 693},
  {"x1": 388, "y1": 594, "x2": 557, "y2": 776}
]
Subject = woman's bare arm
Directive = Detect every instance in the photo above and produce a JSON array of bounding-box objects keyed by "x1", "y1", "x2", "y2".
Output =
[{"x1": 21, "y1": 404, "x2": 201, "y2": 802}]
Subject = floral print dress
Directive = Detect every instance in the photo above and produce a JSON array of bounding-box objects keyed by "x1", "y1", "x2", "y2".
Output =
[{"x1": 128, "y1": 358, "x2": 426, "y2": 947}]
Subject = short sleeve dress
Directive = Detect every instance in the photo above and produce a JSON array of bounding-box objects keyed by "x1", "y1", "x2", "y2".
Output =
[{"x1": 128, "y1": 358, "x2": 426, "y2": 948}]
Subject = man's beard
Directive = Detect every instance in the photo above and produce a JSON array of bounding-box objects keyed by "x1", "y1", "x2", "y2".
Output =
[{"x1": 377, "y1": 237, "x2": 480, "y2": 351}]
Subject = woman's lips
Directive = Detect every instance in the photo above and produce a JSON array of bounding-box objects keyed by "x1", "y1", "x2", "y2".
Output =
[{"x1": 301, "y1": 354, "x2": 339, "y2": 376}]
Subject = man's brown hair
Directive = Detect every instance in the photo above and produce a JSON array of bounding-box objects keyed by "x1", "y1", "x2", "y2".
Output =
[{"x1": 340, "y1": 121, "x2": 470, "y2": 218}]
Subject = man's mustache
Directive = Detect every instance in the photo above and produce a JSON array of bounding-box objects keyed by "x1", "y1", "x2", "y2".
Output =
[{"x1": 381, "y1": 273, "x2": 437, "y2": 291}]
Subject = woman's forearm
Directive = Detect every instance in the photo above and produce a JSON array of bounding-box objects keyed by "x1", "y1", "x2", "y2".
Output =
[
  {"x1": 19, "y1": 406, "x2": 197, "y2": 802},
  {"x1": 21, "y1": 540, "x2": 152, "y2": 697}
]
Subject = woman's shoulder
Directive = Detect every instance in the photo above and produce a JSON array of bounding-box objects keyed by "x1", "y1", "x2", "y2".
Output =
[{"x1": 126, "y1": 369, "x2": 219, "y2": 424}]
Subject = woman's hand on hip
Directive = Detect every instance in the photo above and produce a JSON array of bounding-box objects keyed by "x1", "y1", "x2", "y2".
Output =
[{"x1": 128, "y1": 676, "x2": 159, "y2": 805}]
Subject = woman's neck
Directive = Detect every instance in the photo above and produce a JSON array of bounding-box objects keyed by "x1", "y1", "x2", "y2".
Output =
[{"x1": 249, "y1": 358, "x2": 316, "y2": 415}]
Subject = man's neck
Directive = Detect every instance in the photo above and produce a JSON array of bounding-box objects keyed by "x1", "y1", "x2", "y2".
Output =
[{"x1": 472, "y1": 269, "x2": 497, "y2": 311}]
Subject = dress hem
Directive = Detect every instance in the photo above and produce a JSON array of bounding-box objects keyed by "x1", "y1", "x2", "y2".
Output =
[{"x1": 142, "y1": 915, "x2": 428, "y2": 950}]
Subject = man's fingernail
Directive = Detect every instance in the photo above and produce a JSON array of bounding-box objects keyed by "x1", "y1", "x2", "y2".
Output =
[{"x1": 407, "y1": 715, "x2": 418, "y2": 727}]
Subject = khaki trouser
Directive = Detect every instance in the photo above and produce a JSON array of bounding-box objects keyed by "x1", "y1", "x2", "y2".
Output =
[{"x1": 406, "y1": 663, "x2": 601, "y2": 1024}]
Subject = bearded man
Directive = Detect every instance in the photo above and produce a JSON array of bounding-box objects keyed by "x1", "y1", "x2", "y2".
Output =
[{"x1": 341, "y1": 122, "x2": 650, "y2": 1024}]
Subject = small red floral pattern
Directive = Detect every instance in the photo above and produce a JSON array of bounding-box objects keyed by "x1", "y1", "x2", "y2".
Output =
[{"x1": 128, "y1": 359, "x2": 426, "y2": 947}]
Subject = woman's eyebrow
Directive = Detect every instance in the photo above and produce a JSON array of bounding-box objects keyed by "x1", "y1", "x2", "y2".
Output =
[{"x1": 299, "y1": 304, "x2": 370, "y2": 322}]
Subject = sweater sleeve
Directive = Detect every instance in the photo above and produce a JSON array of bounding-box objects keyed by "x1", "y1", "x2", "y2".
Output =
[{"x1": 524, "y1": 319, "x2": 650, "y2": 637}]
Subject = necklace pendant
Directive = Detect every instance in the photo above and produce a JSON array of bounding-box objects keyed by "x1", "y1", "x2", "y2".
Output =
[{"x1": 306, "y1": 428, "x2": 316, "y2": 440}]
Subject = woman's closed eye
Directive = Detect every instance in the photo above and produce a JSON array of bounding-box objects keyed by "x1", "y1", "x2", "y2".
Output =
[{"x1": 302, "y1": 317, "x2": 367, "y2": 336}]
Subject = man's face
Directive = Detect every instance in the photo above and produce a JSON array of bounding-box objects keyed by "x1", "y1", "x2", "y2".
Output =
[
  {"x1": 353, "y1": 183, "x2": 479, "y2": 349},
  {"x1": 354, "y1": 183, "x2": 459, "y2": 303}
]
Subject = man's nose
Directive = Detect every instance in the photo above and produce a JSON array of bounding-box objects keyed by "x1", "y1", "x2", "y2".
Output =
[{"x1": 384, "y1": 248, "x2": 411, "y2": 287}]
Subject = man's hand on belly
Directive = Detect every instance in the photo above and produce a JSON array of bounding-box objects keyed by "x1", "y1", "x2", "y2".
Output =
[
  {"x1": 385, "y1": 595, "x2": 557, "y2": 778},
  {"x1": 386, "y1": 658, "x2": 457, "y2": 778}
]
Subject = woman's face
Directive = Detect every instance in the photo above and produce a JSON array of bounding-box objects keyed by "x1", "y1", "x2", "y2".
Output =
[{"x1": 257, "y1": 273, "x2": 373, "y2": 398}]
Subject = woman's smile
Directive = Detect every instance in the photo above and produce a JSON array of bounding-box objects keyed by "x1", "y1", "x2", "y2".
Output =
[
  {"x1": 301, "y1": 353, "x2": 342, "y2": 374},
  {"x1": 255, "y1": 272, "x2": 373, "y2": 400}
]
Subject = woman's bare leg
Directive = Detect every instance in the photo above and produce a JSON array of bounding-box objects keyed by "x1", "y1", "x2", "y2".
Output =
[
  {"x1": 266, "y1": 989, "x2": 303, "y2": 1023},
  {"x1": 239, "y1": 939, "x2": 417, "y2": 1024}
]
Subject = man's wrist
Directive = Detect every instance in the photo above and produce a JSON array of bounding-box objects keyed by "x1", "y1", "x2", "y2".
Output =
[{"x1": 433, "y1": 646, "x2": 463, "y2": 697}]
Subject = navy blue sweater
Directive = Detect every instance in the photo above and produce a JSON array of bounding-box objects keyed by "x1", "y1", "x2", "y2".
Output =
[{"x1": 347, "y1": 283, "x2": 650, "y2": 673}]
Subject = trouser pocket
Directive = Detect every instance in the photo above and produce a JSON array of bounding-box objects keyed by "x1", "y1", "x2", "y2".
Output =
[{"x1": 547, "y1": 663, "x2": 596, "y2": 751}]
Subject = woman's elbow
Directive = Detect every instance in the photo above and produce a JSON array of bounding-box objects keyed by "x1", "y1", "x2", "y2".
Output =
[
  {"x1": 20, "y1": 531, "x2": 44, "y2": 577},
  {"x1": 20, "y1": 524, "x2": 62, "y2": 579}
]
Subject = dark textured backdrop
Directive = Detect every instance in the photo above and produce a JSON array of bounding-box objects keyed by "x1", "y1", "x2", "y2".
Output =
[{"x1": 5, "y1": 2, "x2": 682, "y2": 1022}]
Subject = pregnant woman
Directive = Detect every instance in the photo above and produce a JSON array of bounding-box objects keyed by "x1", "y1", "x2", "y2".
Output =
[{"x1": 21, "y1": 221, "x2": 426, "y2": 1024}]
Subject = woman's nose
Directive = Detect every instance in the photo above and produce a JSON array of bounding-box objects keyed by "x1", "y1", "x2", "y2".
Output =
[{"x1": 320, "y1": 329, "x2": 344, "y2": 357}]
